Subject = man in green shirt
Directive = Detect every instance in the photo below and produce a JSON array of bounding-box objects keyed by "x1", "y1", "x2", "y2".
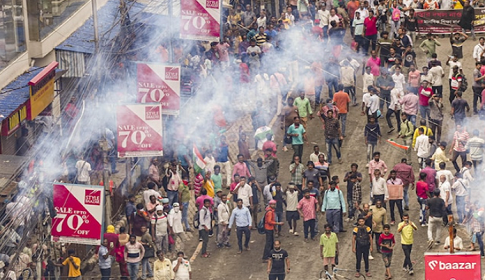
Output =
[
  {"x1": 320, "y1": 224, "x2": 339, "y2": 274},
  {"x1": 293, "y1": 91, "x2": 313, "y2": 129},
  {"x1": 211, "y1": 165, "x2": 223, "y2": 193},
  {"x1": 178, "y1": 179, "x2": 192, "y2": 232},
  {"x1": 419, "y1": 33, "x2": 441, "y2": 59}
]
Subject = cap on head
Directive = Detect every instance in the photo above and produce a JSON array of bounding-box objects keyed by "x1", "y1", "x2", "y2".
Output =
[{"x1": 269, "y1": 200, "x2": 277, "y2": 205}]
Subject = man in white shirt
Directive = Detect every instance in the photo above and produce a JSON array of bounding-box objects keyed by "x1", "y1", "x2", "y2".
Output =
[
  {"x1": 392, "y1": 66, "x2": 406, "y2": 91},
  {"x1": 217, "y1": 195, "x2": 231, "y2": 247},
  {"x1": 354, "y1": 2, "x2": 368, "y2": 19},
  {"x1": 234, "y1": 176, "x2": 253, "y2": 208},
  {"x1": 446, "y1": 56, "x2": 462, "y2": 88},
  {"x1": 436, "y1": 162, "x2": 454, "y2": 184},
  {"x1": 368, "y1": 88, "x2": 380, "y2": 118},
  {"x1": 451, "y1": 173, "x2": 468, "y2": 223},
  {"x1": 415, "y1": 127, "x2": 430, "y2": 170},
  {"x1": 285, "y1": 184, "x2": 300, "y2": 236},
  {"x1": 371, "y1": 169, "x2": 389, "y2": 208},
  {"x1": 444, "y1": 228, "x2": 463, "y2": 250},
  {"x1": 75, "y1": 156, "x2": 92, "y2": 184},
  {"x1": 459, "y1": 161, "x2": 474, "y2": 186},
  {"x1": 168, "y1": 203, "x2": 185, "y2": 252},
  {"x1": 172, "y1": 251, "x2": 192, "y2": 280},
  {"x1": 473, "y1": 37, "x2": 485, "y2": 62},
  {"x1": 429, "y1": 62, "x2": 445, "y2": 98},
  {"x1": 438, "y1": 174, "x2": 453, "y2": 225},
  {"x1": 144, "y1": 182, "x2": 160, "y2": 209},
  {"x1": 465, "y1": 129, "x2": 485, "y2": 171}
]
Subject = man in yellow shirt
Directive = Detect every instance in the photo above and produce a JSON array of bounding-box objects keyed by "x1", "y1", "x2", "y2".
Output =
[
  {"x1": 203, "y1": 171, "x2": 215, "y2": 198},
  {"x1": 431, "y1": 142, "x2": 449, "y2": 169},
  {"x1": 56, "y1": 249, "x2": 81, "y2": 279},
  {"x1": 397, "y1": 214, "x2": 418, "y2": 276},
  {"x1": 412, "y1": 119, "x2": 433, "y2": 148},
  {"x1": 153, "y1": 250, "x2": 174, "y2": 280}
]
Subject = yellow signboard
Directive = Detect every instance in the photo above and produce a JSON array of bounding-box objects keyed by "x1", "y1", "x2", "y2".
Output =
[
  {"x1": 7, "y1": 106, "x2": 27, "y2": 134},
  {"x1": 29, "y1": 78, "x2": 54, "y2": 120}
]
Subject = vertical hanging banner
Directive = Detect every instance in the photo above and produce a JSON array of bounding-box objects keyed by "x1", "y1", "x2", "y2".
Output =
[
  {"x1": 117, "y1": 103, "x2": 163, "y2": 158},
  {"x1": 180, "y1": 0, "x2": 220, "y2": 41},
  {"x1": 137, "y1": 63, "x2": 181, "y2": 115},
  {"x1": 51, "y1": 184, "x2": 104, "y2": 245}
]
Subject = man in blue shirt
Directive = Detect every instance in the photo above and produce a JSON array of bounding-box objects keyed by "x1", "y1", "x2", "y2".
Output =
[
  {"x1": 287, "y1": 117, "x2": 307, "y2": 161},
  {"x1": 228, "y1": 199, "x2": 253, "y2": 253},
  {"x1": 322, "y1": 181, "x2": 347, "y2": 233},
  {"x1": 216, "y1": 135, "x2": 231, "y2": 188}
]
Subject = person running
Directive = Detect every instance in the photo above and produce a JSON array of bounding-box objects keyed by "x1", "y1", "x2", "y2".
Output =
[
  {"x1": 397, "y1": 213, "x2": 417, "y2": 275},
  {"x1": 352, "y1": 217, "x2": 373, "y2": 278},
  {"x1": 378, "y1": 224, "x2": 395, "y2": 280},
  {"x1": 267, "y1": 240, "x2": 290, "y2": 280},
  {"x1": 320, "y1": 224, "x2": 339, "y2": 275},
  {"x1": 416, "y1": 172, "x2": 430, "y2": 226}
]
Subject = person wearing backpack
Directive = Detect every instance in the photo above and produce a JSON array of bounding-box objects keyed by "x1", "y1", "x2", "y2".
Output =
[
  {"x1": 321, "y1": 181, "x2": 347, "y2": 233},
  {"x1": 228, "y1": 198, "x2": 252, "y2": 254},
  {"x1": 262, "y1": 200, "x2": 284, "y2": 262},
  {"x1": 352, "y1": 217, "x2": 373, "y2": 278},
  {"x1": 390, "y1": 3, "x2": 401, "y2": 38}
]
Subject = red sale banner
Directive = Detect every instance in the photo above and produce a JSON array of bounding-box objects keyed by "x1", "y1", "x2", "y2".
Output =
[
  {"x1": 425, "y1": 252, "x2": 481, "y2": 280},
  {"x1": 51, "y1": 184, "x2": 104, "y2": 245},
  {"x1": 137, "y1": 63, "x2": 180, "y2": 115},
  {"x1": 180, "y1": 0, "x2": 220, "y2": 41},
  {"x1": 117, "y1": 103, "x2": 163, "y2": 158}
]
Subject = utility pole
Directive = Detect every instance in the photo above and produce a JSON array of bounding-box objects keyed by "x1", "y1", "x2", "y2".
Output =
[
  {"x1": 168, "y1": 0, "x2": 174, "y2": 63},
  {"x1": 219, "y1": 0, "x2": 224, "y2": 42},
  {"x1": 92, "y1": 0, "x2": 99, "y2": 53},
  {"x1": 448, "y1": 215, "x2": 454, "y2": 253}
]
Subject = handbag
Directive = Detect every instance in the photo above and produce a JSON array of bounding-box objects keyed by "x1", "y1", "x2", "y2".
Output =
[
  {"x1": 284, "y1": 134, "x2": 292, "y2": 144},
  {"x1": 143, "y1": 245, "x2": 154, "y2": 259}
]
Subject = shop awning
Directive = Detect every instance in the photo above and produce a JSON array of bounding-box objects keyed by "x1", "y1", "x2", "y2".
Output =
[
  {"x1": 0, "y1": 67, "x2": 64, "y2": 124},
  {"x1": 0, "y1": 154, "x2": 28, "y2": 201}
]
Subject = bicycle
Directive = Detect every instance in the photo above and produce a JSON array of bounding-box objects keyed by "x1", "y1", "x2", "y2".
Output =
[{"x1": 318, "y1": 268, "x2": 367, "y2": 280}]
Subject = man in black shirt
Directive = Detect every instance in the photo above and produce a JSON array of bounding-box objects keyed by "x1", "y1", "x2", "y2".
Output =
[
  {"x1": 426, "y1": 189, "x2": 445, "y2": 249},
  {"x1": 267, "y1": 240, "x2": 290, "y2": 280}
]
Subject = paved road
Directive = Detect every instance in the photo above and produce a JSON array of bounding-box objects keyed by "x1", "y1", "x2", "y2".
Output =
[{"x1": 188, "y1": 35, "x2": 485, "y2": 280}]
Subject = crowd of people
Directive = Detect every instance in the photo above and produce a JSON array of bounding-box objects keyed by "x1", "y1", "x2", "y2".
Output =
[{"x1": 5, "y1": 0, "x2": 485, "y2": 279}]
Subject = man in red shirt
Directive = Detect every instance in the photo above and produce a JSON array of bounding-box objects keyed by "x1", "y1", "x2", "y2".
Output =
[
  {"x1": 263, "y1": 200, "x2": 283, "y2": 262},
  {"x1": 418, "y1": 80, "x2": 433, "y2": 121},
  {"x1": 416, "y1": 172, "x2": 430, "y2": 226},
  {"x1": 333, "y1": 84, "x2": 351, "y2": 137},
  {"x1": 363, "y1": 10, "x2": 378, "y2": 55}
]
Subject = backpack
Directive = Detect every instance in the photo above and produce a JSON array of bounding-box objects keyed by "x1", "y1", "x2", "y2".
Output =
[
  {"x1": 356, "y1": 226, "x2": 370, "y2": 246},
  {"x1": 258, "y1": 211, "x2": 270, "y2": 234},
  {"x1": 392, "y1": 8, "x2": 401, "y2": 21}
]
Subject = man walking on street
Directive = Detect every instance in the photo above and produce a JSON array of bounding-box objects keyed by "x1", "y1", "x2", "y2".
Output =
[
  {"x1": 199, "y1": 199, "x2": 212, "y2": 258},
  {"x1": 322, "y1": 181, "x2": 347, "y2": 233},
  {"x1": 298, "y1": 189, "x2": 319, "y2": 241},
  {"x1": 320, "y1": 224, "x2": 339, "y2": 275},
  {"x1": 392, "y1": 158, "x2": 415, "y2": 211},
  {"x1": 333, "y1": 84, "x2": 351, "y2": 137},
  {"x1": 263, "y1": 200, "x2": 283, "y2": 262},
  {"x1": 286, "y1": 184, "x2": 300, "y2": 236},
  {"x1": 287, "y1": 117, "x2": 307, "y2": 160},
  {"x1": 353, "y1": 217, "x2": 373, "y2": 278},
  {"x1": 427, "y1": 189, "x2": 445, "y2": 249},
  {"x1": 124, "y1": 235, "x2": 145, "y2": 280},
  {"x1": 228, "y1": 198, "x2": 252, "y2": 253},
  {"x1": 398, "y1": 214, "x2": 417, "y2": 275},
  {"x1": 323, "y1": 110, "x2": 344, "y2": 164},
  {"x1": 387, "y1": 170, "x2": 404, "y2": 225},
  {"x1": 217, "y1": 194, "x2": 231, "y2": 248},
  {"x1": 267, "y1": 240, "x2": 290, "y2": 280}
]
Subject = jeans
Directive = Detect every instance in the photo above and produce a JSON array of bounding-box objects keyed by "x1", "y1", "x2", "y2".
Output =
[
  {"x1": 218, "y1": 224, "x2": 229, "y2": 246},
  {"x1": 326, "y1": 209, "x2": 341, "y2": 233},
  {"x1": 429, "y1": 119, "x2": 442, "y2": 143},
  {"x1": 386, "y1": 109, "x2": 401, "y2": 131},
  {"x1": 432, "y1": 85, "x2": 443, "y2": 98},
  {"x1": 276, "y1": 211, "x2": 284, "y2": 232},
  {"x1": 236, "y1": 226, "x2": 251, "y2": 250},
  {"x1": 477, "y1": 231, "x2": 485, "y2": 256},
  {"x1": 428, "y1": 216, "x2": 442, "y2": 241},
  {"x1": 325, "y1": 138, "x2": 341, "y2": 164},
  {"x1": 354, "y1": 35, "x2": 364, "y2": 53},
  {"x1": 403, "y1": 184, "x2": 410, "y2": 208},
  {"x1": 292, "y1": 144, "x2": 303, "y2": 161},
  {"x1": 473, "y1": 86, "x2": 482, "y2": 113},
  {"x1": 200, "y1": 229, "x2": 209, "y2": 254},
  {"x1": 402, "y1": 244, "x2": 413, "y2": 270},
  {"x1": 373, "y1": 232, "x2": 381, "y2": 252},
  {"x1": 182, "y1": 201, "x2": 190, "y2": 230},
  {"x1": 391, "y1": 20, "x2": 401, "y2": 37},
  {"x1": 100, "y1": 268, "x2": 111, "y2": 280},
  {"x1": 418, "y1": 197, "x2": 427, "y2": 224},
  {"x1": 315, "y1": 85, "x2": 323, "y2": 105},
  {"x1": 380, "y1": 92, "x2": 390, "y2": 111},
  {"x1": 419, "y1": 105, "x2": 430, "y2": 121},
  {"x1": 408, "y1": 114, "x2": 416, "y2": 126},
  {"x1": 389, "y1": 199, "x2": 403, "y2": 222},
  {"x1": 167, "y1": 190, "x2": 178, "y2": 206},
  {"x1": 263, "y1": 230, "x2": 274, "y2": 259},
  {"x1": 462, "y1": 26, "x2": 475, "y2": 38},
  {"x1": 363, "y1": 34, "x2": 377, "y2": 55},
  {"x1": 451, "y1": 150, "x2": 467, "y2": 172},
  {"x1": 344, "y1": 86, "x2": 357, "y2": 105},
  {"x1": 141, "y1": 258, "x2": 153, "y2": 279},
  {"x1": 456, "y1": 195, "x2": 466, "y2": 223},
  {"x1": 355, "y1": 244, "x2": 370, "y2": 272},
  {"x1": 339, "y1": 113, "x2": 348, "y2": 136},
  {"x1": 303, "y1": 219, "x2": 316, "y2": 239},
  {"x1": 327, "y1": 78, "x2": 339, "y2": 99},
  {"x1": 127, "y1": 262, "x2": 140, "y2": 280},
  {"x1": 348, "y1": 196, "x2": 356, "y2": 219},
  {"x1": 372, "y1": 194, "x2": 386, "y2": 209},
  {"x1": 366, "y1": 142, "x2": 376, "y2": 162},
  {"x1": 269, "y1": 274, "x2": 286, "y2": 280}
]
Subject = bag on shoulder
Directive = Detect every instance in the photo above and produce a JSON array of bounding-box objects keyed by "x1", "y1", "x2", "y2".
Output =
[
  {"x1": 391, "y1": 8, "x2": 401, "y2": 21},
  {"x1": 193, "y1": 210, "x2": 200, "y2": 229},
  {"x1": 258, "y1": 211, "x2": 270, "y2": 234},
  {"x1": 456, "y1": 73, "x2": 468, "y2": 92},
  {"x1": 356, "y1": 226, "x2": 370, "y2": 246}
]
